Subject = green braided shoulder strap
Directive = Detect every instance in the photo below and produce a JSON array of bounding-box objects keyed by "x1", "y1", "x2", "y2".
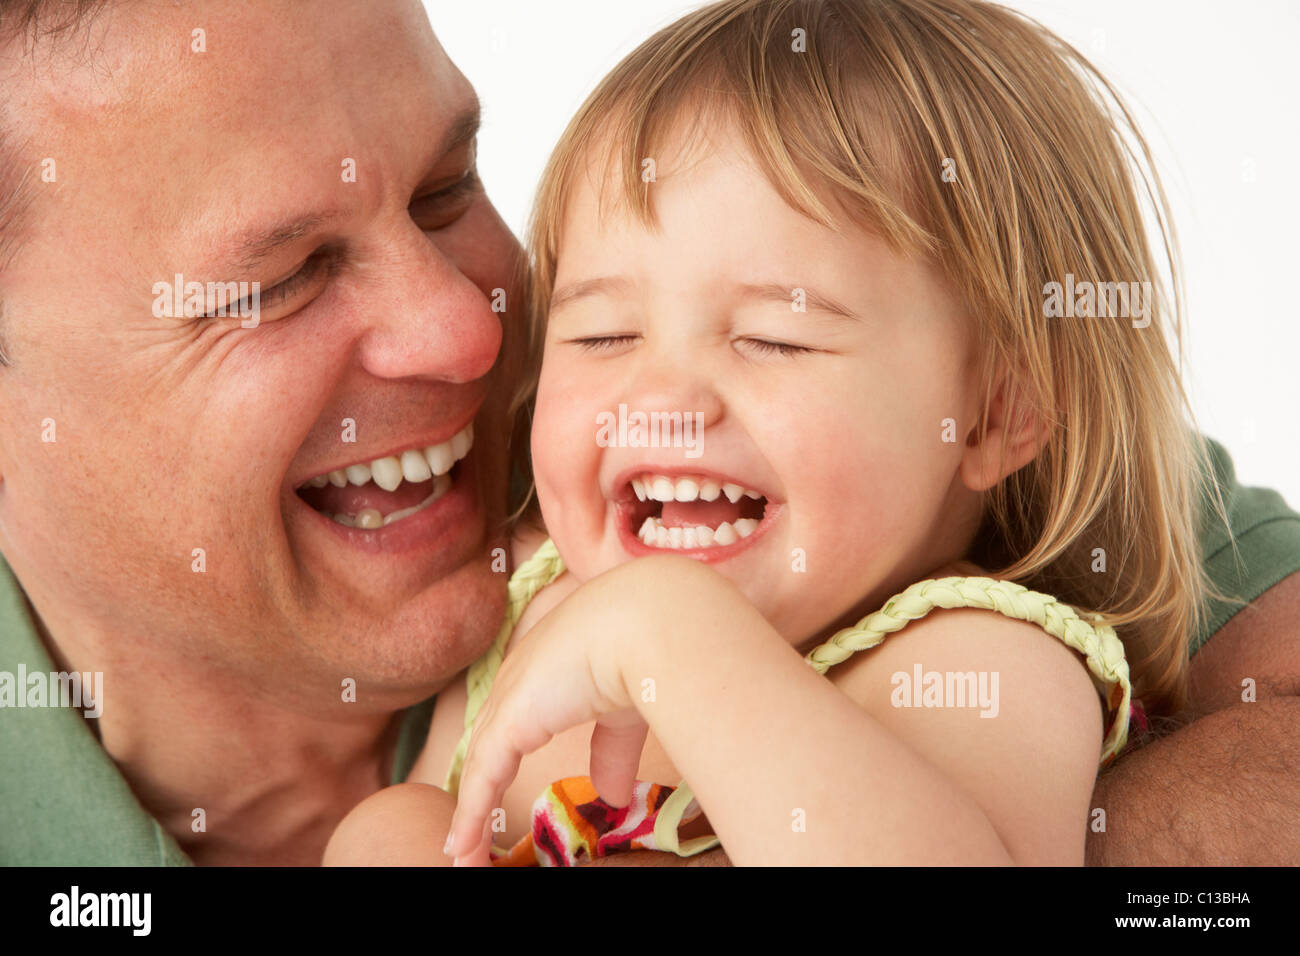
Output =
[
  {"x1": 804, "y1": 576, "x2": 1133, "y2": 765},
  {"x1": 445, "y1": 542, "x2": 1134, "y2": 795},
  {"x1": 444, "y1": 538, "x2": 567, "y2": 795}
]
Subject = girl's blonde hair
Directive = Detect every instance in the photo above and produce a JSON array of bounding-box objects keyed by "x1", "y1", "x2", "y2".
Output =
[{"x1": 515, "y1": 0, "x2": 1231, "y2": 716}]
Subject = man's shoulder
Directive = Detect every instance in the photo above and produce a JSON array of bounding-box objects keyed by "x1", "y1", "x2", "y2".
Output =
[
  {"x1": 1194, "y1": 436, "x2": 1300, "y2": 653},
  {"x1": 0, "y1": 553, "x2": 192, "y2": 865}
]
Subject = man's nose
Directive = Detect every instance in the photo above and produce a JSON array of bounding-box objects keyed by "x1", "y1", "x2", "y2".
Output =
[{"x1": 352, "y1": 224, "x2": 503, "y2": 384}]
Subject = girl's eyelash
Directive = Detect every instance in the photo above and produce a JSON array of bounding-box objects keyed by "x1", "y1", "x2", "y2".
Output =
[
  {"x1": 573, "y1": 335, "x2": 639, "y2": 351},
  {"x1": 569, "y1": 335, "x2": 816, "y2": 356},
  {"x1": 742, "y1": 338, "x2": 814, "y2": 356}
]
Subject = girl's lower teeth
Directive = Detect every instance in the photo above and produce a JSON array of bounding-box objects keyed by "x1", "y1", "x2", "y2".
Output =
[
  {"x1": 330, "y1": 474, "x2": 451, "y2": 529},
  {"x1": 637, "y1": 515, "x2": 759, "y2": 549}
]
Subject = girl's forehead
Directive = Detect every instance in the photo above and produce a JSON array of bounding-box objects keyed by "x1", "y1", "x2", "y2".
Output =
[{"x1": 567, "y1": 115, "x2": 888, "y2": 241}]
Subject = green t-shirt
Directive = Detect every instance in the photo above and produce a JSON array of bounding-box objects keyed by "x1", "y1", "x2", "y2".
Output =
[
  {"x1": 0, "y1": 570, "x2": 436, "y2": 866},
  {"x1": 2, "y1": 437, "x2": 1298, "y2": 865},
  {"x1": 1191, "y1": 438, "x2": 1300, "y2": 652}
]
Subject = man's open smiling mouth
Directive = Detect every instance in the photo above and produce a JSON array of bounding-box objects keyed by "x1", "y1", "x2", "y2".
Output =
[{"x1": 295, "y1": 422, "x2": 473, "y2": 529}]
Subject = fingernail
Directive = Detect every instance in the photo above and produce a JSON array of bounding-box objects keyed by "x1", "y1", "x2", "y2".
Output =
[{"x1": 443, "y1": 833, "x2": 455, "y2": 856}]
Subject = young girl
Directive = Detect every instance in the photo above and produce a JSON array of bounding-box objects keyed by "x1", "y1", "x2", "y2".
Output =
[{"x1": 326, "y1": 0, "x2": 1222, "y2": 867}]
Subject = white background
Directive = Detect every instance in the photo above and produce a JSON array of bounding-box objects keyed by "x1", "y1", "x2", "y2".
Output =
[{"x1": 428, "y1": 0, "x2": 1300, "y2": 506}]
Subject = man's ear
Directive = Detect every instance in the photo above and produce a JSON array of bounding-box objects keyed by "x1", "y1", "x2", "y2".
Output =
[{"x1": 959, "y1": 375, "x2": 1050, "y2": 492}]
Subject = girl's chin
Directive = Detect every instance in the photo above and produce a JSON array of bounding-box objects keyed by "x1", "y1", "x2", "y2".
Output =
[{"x1": 564, "y1": 533, "x2": 836, "y2": 647}]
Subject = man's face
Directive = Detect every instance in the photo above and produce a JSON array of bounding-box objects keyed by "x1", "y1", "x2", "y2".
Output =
[{"x1": 0, "y1": 0, "x2": 516, "y2": 706}]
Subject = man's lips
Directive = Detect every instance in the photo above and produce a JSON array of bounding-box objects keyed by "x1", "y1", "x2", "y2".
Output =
[
  {"x1": 291, "y1": 445, "x2": 483, "y2": 557},
  {"x1": 295, "y1": 421, "x2": 473, "y2": 529}
]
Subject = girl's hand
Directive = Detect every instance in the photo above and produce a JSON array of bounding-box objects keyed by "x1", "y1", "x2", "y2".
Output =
[{"x1": 443, "y1": 555, "x2": 723, "y2": 866}]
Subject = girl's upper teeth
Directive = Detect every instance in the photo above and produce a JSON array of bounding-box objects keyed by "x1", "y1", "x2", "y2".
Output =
[
  {"x1": 631, "y1": 473, "x2": 763, "y2": 503},
  {"x1": 301, "y1": 422, "x2": 473, "y2": 491}
]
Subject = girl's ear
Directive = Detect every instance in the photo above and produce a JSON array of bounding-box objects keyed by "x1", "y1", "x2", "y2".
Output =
[{"x1": 959, "y1": 376, "x2": 1050, "y2": 492}]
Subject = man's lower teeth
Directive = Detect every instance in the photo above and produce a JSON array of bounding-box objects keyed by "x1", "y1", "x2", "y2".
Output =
[
  {"x1": 637, "y1": 515, "x2": 758, "y2": 549},
  {"x1": 330, "y1": 474, "x2": 451, "y2": 529}
]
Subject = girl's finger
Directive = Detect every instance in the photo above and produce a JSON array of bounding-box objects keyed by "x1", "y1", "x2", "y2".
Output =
[
  {"x1": 588, "y1": 717, "x2": 649, "y2": 808},
  {"x1": 446, "y1": 723, "x2": 525, "y2": 859},
  {"x1": 452, "y1": 818, "x2": 495, "y2": 867}
]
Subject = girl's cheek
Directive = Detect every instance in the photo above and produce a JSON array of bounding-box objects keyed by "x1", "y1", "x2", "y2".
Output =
[
  {"x1": 532, "y1": 381, "x2": 601, "y2": 512},
  {"x1": 530, "y1": 396, "x2": 568, "y2": 503}
]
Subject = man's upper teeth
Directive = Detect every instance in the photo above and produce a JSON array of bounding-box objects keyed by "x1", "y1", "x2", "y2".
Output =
[
  {"x1": 302, "y1": 422, "x2": 473, "y2": 490},
  {"x1": 631, "y1": 473, "x2": 763, "y2": 503}
]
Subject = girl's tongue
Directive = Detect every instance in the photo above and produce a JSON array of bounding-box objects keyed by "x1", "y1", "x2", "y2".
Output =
[{"x1": 659, "y1": 496, "x2": 764, "y2": 529}]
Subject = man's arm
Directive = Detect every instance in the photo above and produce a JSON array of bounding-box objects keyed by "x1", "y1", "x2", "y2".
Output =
[{"x1": 1086, "y1": 570, "x2": 1300, "y2": 865}]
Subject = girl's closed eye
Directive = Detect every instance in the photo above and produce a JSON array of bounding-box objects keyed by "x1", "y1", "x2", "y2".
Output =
[
  {"x1": 737, "y1": 337, "x2": 818, "y2": 358},
  {"x1": 568, "y1": 334, "x2": 641, "y2": 352},
  {"x1": 565, "y1": 334, "x2": 819, "y2": 357}
]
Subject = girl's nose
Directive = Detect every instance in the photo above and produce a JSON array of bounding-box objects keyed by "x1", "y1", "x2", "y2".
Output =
[{"x1": 620, "y1": 350, "x2": 725, "y2": 434}]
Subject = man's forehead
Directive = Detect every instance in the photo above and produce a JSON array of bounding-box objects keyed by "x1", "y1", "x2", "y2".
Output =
[
  {"x1": 9, "y1": 0, "x2": 476, "y2": 264},
  {"x1": 14, "y1": 0, "x2": 459, "y2": 136}
]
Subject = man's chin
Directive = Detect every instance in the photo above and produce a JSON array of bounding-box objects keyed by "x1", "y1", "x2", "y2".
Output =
[
  {"x1": 304, "y1": 551, "x2": 509, "y2": 701},
  {"x1": 277, "y1": 428, "x2": 513, "y2": 698}
]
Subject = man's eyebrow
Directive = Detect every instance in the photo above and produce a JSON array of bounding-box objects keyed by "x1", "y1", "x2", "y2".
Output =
[
  {"x1": 738, "y1": 282, "x2": 861, "y2": 320},
  {"x1": 549, "y1": 276, "x2": 633, "y2": 312}
]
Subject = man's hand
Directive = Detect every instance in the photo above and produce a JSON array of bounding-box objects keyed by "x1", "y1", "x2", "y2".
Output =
[
  {"x1": 584, "y1": 847, "x2": 733, "y2": 867},
  {"x1": 1086, "y1": 571, "x2": 1300, "y2": 865}
]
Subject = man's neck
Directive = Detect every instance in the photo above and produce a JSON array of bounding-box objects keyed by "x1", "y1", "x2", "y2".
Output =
[{"x1": 31, "y1": 598, "x2": 420, "y2": 866}]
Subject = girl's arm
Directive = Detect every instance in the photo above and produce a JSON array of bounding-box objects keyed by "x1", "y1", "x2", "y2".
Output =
[{"x1": 447, "y1": 555, "x2": 1104, "y2": 865}]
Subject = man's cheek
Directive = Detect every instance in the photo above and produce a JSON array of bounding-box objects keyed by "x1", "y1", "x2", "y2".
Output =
[{"x1": 19, "y1": 471, "x2": 172, "y2": 614}]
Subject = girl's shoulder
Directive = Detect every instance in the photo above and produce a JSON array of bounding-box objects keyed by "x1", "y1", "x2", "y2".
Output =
[
  {"x1": 822, "y1": 580, "x2": 1112, "y2": 862},
  {"x1": 819, "y1": 566, "x2": 1119, "y2": 704},
  {"x1": 818, "y1": 568, "x2": 1125, "y2": 764}
]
